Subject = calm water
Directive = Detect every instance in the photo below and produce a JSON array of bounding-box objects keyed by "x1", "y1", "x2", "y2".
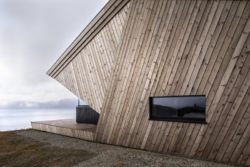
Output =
[{"x1": 0, "y1": 109, "x2": 75, "y2": 131}]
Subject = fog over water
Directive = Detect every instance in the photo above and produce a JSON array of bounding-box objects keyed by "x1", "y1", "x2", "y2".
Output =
[
  {"x1": 0, "y1": 0, "x2": 108, "y2": 130},
  {"x1": 0, "y1": 109, "x2": 75, "y2": 131}
]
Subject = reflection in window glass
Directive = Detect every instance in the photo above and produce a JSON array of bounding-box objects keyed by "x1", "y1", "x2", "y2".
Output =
[{"x1": 149, "y1": 96, "x2": 206, "y2": 123}]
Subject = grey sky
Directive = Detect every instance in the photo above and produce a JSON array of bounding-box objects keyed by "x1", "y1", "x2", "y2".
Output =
[
  {"x1": 0, "y1": 0, "x2": 108, "y2": 108},
  {"x1": 0, "y1": 98, "x2": 78, "y2": 109}
]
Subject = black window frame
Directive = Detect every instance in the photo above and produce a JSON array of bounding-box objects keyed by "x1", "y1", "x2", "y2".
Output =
[{"x1": 149, "y1": 95, "x2": 207, "y2": 124}]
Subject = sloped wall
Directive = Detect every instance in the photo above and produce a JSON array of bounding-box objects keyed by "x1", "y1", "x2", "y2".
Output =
[
  {"x1": 54, "y1": 2, "x2": 131, "y2": 113},
  {"x1": 49, "y1": 0, "x2": 250, "y2": 165},
  {"x1": 95, "y1": 0, "x2": 250, "y2": 165}
]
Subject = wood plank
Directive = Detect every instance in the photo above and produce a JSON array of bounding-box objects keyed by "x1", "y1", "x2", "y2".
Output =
[
  {"x1": 122, "y1": 0, "x2": 171, "y2": 147},
  {"x1": 206, "y1": 36, "x2": 250, "y2": 160},
  {"x1": 217, "y1": 56, "x2": 250, "y2": 162},
  {"x1": 187, "y1": 0, "x2": 243, "y2": 157},
  {"x1": 95, "y1": 0, "x2": 135, "y2": 142},
  {"x1": 192, "y1": 5, "x2": 250, "y2": 158},
  {"x1": 168, "y1": 0, "x2": 224, "y2": 153},
  {"x1": 48, "y1": 0, "x2": 130, "y2": 77},
  {"x1": 106, "y1": 0, "x2": 148, "y2": 144},
  {"x1": 220, "y1": 87, "x2": 250, "y2": 162},
  {"x1": 48, "y1": 0, "x2": 250, "y2": 166},
  {"x1": 114, "y1": 0, "x2": 158, "y2": 146},
  {"x1": 132, "y1": 0, "x2": 188, "y2": 149},
  {"x1": 31, "y1": 119, "x2": 96, "y2": 141}
]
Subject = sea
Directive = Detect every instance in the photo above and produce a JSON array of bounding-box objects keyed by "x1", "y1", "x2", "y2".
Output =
[{"x1": 0, "y1": 109, "x2": 75, "y2": 131}]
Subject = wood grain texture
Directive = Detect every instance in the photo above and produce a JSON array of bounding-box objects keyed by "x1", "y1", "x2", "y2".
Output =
[
  {"x1": 47, "y1": 0, "x2": 131, "y2": 77},
  {"x1": 53, "y1": 3, "x2": 131, "y2": 113},
  {"x1": 31, "y1": 119, "x2": 96, "y2": 141},
  {"x1": 47, "y1": 0, "x2": 250, "y2": 166}
]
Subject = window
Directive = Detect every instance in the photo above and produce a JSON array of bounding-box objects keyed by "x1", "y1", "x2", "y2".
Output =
[{"x1": 149, "y1": 95, "x2": 206, "y2": 124}]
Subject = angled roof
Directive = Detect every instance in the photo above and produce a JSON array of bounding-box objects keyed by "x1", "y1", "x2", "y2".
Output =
[{"x1": 47, "y1": 0, "x2": 130, "y2": 77}]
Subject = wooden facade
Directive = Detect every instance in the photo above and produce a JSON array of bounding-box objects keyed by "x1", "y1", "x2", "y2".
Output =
[
  {"x1": 45, "y1": 0, "x2": 250, "y2": 165},
  {"x1": 32, "y1": 119, "x2": 96, "y2": 141}
]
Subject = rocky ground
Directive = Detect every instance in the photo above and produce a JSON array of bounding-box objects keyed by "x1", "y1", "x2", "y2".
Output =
[{"x1": 0, "y1": 129, "x2": 238, "y2": 167}]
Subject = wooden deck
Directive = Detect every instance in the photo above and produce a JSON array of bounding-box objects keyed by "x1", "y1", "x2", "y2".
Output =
[{"x1": 31, "y1": 119, "x2": 96, "y2": 141}]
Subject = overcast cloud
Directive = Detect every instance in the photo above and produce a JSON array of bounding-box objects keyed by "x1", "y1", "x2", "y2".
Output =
[
  {"x1": 0, "y1": 0, "x2": 108, "y2": 108},
  {"x1": 0, "y1": 98, "x2": 78, "y2": 109}
]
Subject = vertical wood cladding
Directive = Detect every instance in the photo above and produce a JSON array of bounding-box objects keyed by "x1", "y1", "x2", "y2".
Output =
[
  {"x1": 54, "y1": 3, "x2": 131, "y2": 113},
  {"x1": 50, "y1": 0, "x2": 250, "y2": 165}
]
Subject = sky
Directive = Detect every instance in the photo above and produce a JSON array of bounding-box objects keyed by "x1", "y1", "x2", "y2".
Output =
[{"x1": 0, "y1": 0, "x2": 108, "y2": 109}]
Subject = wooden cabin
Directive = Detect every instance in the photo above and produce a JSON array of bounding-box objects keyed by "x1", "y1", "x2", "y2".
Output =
[{"x1": 32, "y1": 0, "x2": 250, "y2": 165}]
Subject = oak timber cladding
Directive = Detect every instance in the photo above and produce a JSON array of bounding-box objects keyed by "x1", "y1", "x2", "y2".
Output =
[{"x1": 48, "y1": 0, "x2": 250, "y2": 165}]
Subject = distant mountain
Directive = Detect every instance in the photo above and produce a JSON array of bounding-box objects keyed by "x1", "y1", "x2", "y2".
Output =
[
  {"x1": 178, "y1": 106, "x2": 205, "y2": 117},
  {"x1": 152, "y1": 104, "x2": 205, "y2": 118},
  {"x1": 152, "y1": 105, "x2": 177, "y2": 117}
]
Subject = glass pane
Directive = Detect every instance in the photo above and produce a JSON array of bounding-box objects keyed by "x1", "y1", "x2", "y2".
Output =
[{"x1": 150, "y1": 96, "x2": 206, "y2": 123}]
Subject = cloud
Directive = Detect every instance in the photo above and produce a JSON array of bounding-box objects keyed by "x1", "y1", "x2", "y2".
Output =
[
  {"x1": 0, "y1": 0, "x2": 108, "y2": 109},
  {"x1": 0, "y1": 98, "x2": 79, "y2": 109}
]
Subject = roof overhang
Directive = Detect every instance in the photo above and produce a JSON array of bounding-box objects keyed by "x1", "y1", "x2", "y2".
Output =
[{"x1": 47, "y1": 0, "x2": 130, "y2": 78}]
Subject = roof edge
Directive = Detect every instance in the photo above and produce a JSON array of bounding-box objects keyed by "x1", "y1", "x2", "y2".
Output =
[{"x1": 47, "y1": 0, "x2": 130, "y2": 77}]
